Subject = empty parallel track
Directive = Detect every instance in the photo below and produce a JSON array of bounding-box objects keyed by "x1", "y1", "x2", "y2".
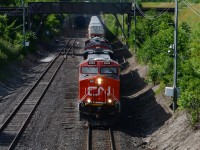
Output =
[
  {"x1": 64, "y1": 38, "x2": 77, "y2": 58},
  {"x1": 0, "y1": 37, "x2": 76, "y2": 150}
]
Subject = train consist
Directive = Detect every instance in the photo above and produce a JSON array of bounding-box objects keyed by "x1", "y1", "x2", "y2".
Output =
[
  {"x1": 88, "y1": 16, "x2": 105, "y2": 38},
  {"x1": 78, "y1": 16, "x2": 120, "y2": 125}
]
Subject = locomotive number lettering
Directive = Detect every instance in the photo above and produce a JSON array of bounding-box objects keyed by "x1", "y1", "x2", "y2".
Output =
[{"x1": 87, "y1": 86, "x2": 111, "y2": 96}]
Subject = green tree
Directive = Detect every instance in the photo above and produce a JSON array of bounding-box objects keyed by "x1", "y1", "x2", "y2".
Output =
[{"x1": 178, "y1": 26, "x2": 200, "y2": 124}]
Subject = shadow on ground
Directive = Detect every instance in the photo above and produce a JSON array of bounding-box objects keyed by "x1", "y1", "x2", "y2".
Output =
[
  {"x1": 109, "y1": 37, "x2": 172, "y2": 138},
  {"x1": 116, "y1": 68, "x2": 172, "y2": 138},
  {"x1": 0, "y1": 41, "x2": 58, "y2": 101}
]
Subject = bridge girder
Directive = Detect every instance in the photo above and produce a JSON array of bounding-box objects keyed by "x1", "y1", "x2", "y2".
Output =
[
  {"x1": 28, "y1": 2, "x2": 132, "y2": 15},
  {"x1": 0, "y1": 2, "x2": 174, "y2": 16}
]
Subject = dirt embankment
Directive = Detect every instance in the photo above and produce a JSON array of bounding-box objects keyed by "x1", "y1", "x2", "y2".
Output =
[
  {"x1": 119, "y1": 47, "x2": 200, "y2": 150},
  {"x1": 0, "y1": 40, "x2": 58, "y2": 123}
]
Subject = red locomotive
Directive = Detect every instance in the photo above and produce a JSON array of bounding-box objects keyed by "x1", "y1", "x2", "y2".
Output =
[
  {"x1": 83, "y1": 37, "x2": 114, "y2": 60},
  {"x1": 78, "y1": 16, "x2": 121, "y2": 125},
  {"x1": 84, "y1": 37, "x2": 112, "y2": 51}
]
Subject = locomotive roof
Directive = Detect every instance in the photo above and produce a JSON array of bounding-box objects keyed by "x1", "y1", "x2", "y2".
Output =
[
  {"x1": 89, "y1": 37, "x2": 109, "y2": 43},
  {"x1": 84, "y1": 49, "x2": 113, "y2": 55},
  {"x1": 85, "y1": 37, "x2": 109, "y2": 44},
  {"x1": 88, "y1": 54, "x2": 110, "y2": 60},
  {"x1": 79, "y1": 54, "x2": 119, "y2": 67},
  {"x1": 85, "y1": 37, "x2": 112, "y2": 50}
]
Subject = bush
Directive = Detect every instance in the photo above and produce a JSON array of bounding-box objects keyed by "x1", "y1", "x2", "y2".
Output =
[
  {"x1": 128, "y1": 10, "x2": 200, "y2": 125},
  {"x1": 0, "y1": 51, "x2": 8, "y2": 64},
  {"x1": 0, "y1": 39, "x2": 21, "y2": 61}
]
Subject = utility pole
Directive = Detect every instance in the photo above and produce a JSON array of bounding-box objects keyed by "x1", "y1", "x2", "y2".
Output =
[
  {"x1": 22, "y1": 0, "x2": 26, "y2": 48},
  {"x1": 173, "y1": 0, "x2": 178, "y2": 110},
  {"x1": 120, "y1": 0, "x2": 124, "y2": 42},
  {"x1": 122, "y1": 2, "x2": 124, "y2": 35},
  {"x1": 133, "y1": 0, "x2": 136, "y2": 56}
]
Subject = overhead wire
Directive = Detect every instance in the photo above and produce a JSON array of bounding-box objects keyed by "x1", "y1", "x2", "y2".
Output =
[
  {"x1": 135, "y1": 2, "x2": 171, "y2": 20},
  {"x1": 137, "y1": 34, "x2": 200, "y2": 75},
  {"x1": 136, "y1": 0, "x2": 200, "y2": 19},
  {"x1": 181, "y1": 0, "x2": 200, "y2": 17},
  {"x1": 185, "y1": 0, "x2": 200, "y2": 12},
  {"x1": 135, "y1": 1, "x2": 200, "y2": 76},
  {"x1": 179, "y1": 1, "x2": 200, "y2": 74}
]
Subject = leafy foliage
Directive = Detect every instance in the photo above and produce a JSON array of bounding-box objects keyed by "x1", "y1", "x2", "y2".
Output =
[
  {"x1": 44, "y1": 14, "x2": 61, "y2": 37},
  {"x1": 0, "y1": 0, "x2": 63, "y2": 67},
  {"x1": 0, "y1": 0, "x2": 59, "y2": 6},
  {"x1": 123, "y1": 8, "x2": 200, "y2": 124},
  {"x1": 178, "y1": 26, "x2": 200, "y2": 124},
  {"x1": 0, "y1": 15, "x2": 23, "y2": 64}
]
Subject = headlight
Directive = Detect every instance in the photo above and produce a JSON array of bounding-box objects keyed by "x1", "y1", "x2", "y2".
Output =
[
  {"x1": 108, "y1": 99, "x2": 112, "y2": 103},
  {"x1": 87, "y1": 98, "x2": 91, "y2": 103},
  {"x1": 97, "y1": 78, "x2": 102, "y2": 85}
]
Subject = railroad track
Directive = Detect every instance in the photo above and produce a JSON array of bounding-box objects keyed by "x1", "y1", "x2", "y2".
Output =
[
  {"x1": 64, "y1": 38, "x2": 77, "y2": 58},
  {"x1": 87, "y1": 126, "x2": 116, "y2": 150},
  {"x1": 0, "y1": 37, "x2": 76, "y2": 150}
]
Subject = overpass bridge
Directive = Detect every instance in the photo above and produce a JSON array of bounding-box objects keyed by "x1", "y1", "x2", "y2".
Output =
[
  {"x1": 0, "y1": 2, "x2": 174, "y2": 16},
  {"x1": 0, "y1": 2, "x2": 174, "y2": 38}
]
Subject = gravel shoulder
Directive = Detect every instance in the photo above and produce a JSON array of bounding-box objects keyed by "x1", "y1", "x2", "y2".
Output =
[
  {"x1": 122, "y1": 54, "x2": 200, "y2": 150},
  {"x1": 0, "y1": 45, "x2": 55, "y2": 126},
  {"x1": 116, "y1": 47, "x2": 200, "y2": 150}
]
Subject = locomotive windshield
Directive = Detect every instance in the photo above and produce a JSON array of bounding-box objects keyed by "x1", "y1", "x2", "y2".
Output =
[
  {"x1": 81, "y1": 66, "x2": 98, "y2": 74},
  {"x1": 100, "y1": 67, "x2": 118, "y2": 74}
]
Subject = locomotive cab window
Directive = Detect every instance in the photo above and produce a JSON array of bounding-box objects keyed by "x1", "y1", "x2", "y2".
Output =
[
  {"x1": 100, "y1": 67, "x2": 118, "y2": 74},
  {"x1": 81, "y1": 66, "x2": 98, "y2": 74}
]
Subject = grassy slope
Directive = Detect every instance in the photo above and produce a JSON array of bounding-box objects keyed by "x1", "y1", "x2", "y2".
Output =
[
  {"x1": 142, "y1": 2, "x2": 200, "y2": 30},
  {"x1": 142, "y1": 2, "x2": 175, "y2": 8},
  {"x1": 179, "y1": 3, "x2": 200, "y2": 31}
]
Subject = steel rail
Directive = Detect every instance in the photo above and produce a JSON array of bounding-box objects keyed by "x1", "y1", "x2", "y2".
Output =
[
  {"x1": 87, "y1": 125, "x2": 91, "y2": 150},
  {"x1": 64, "y1": 38, "x2": 77, "y2": 58},
  {"x1": 71, "y1": 38, "x2": 77, "y2": 58},
  {"x1": 61, "y1": 37, "x2": 73, "y2": 53},
  {"x1": 109, "y1": 128, "x2": 116, "y2": 150},
  {"x1": 0, "y1": 44, "x2": 64, "y2": 133},
  {"x1": 0, "y1": 38, "x2": 72, "y2": 149},
  {"x1": 8, "y1": 57, "x2": 65, "y2": 150},
  {"x1": 87, "y1": 126, "x2": 116, "y2": 150}
]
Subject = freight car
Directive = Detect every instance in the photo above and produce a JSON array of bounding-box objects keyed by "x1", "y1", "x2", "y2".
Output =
[{"x1": 88, "y1": 16, "x2": 105, "y2": 38}]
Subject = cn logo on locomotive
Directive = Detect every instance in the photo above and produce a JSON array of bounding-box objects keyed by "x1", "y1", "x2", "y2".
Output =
[{"x1": 87, "y1": 86, "x2": 111, "y2": 96}]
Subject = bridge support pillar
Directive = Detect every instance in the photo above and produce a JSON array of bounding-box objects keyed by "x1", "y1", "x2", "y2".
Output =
[{"x1": 113, "y1": 14, "x2": 127, "y2": 41}]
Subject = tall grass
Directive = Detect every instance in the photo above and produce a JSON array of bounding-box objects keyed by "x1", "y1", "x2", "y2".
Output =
[
  {"x1": 141, "y1": 2, "x2": 200, "y2": 31},
  {"x1": 142, "y1": 2, "x2": 175, "y2": 8},
  {"x1": 179, "y1": 3, "x2": 200, "y2": 31}
]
